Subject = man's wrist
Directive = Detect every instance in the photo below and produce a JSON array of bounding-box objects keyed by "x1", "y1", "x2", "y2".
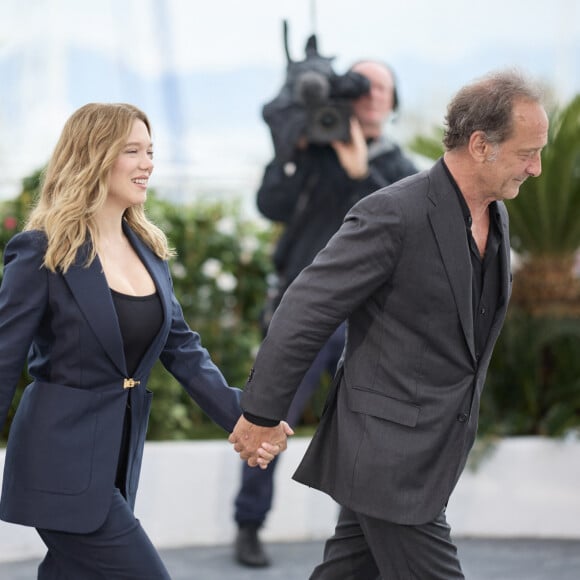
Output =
[{"x1": 243, "y1": 411, "x2": 280, "y2": 428}]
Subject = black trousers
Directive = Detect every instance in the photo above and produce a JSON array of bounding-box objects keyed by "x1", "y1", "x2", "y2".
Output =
[
  {"x1": 310, "y1": 505, "x2": 465, "y2": 580},
  {"x1": 36, "y1": 488, "x2": 171, "y2": 579}
]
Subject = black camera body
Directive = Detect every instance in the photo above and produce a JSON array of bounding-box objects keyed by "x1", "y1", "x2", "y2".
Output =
[
  {"x1": 262, "y1": 22, "x2": 370, "y2": 162},
  {"x1": 294, "y1": 66, "x2": 369, "y2": 144}
]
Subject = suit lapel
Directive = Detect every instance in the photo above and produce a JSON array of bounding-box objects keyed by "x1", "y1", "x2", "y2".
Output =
[
  {"x1": 122, "y1": 223, "x2": 172, "y2": 376},
  {"x1": 427, "y1": 162, "x2": 476, "y2": 363},
  {"x1": 482, "y1": 203, "x2": 512, "y2": 351},
  {"x1": 63, "y1": 224, "x2": 172, "y2": 378},
  {"x1": 63, "y1": 242, "x2": 127, "y2": 375},
  {"x1": 497, "y1": 205, "x2": 512, "y2": 308}
]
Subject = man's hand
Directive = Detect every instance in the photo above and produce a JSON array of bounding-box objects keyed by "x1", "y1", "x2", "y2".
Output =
[
  {"x1": 228, "y1": 415, "x2": 294, "y2": 469},
  {"x1": 331, "y1": 118, "x2": 369, "y2": 179}
]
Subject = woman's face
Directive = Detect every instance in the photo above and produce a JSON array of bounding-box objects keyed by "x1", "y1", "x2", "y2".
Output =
[{"x1": 107, "y1": 119, "x2": 154, "y2": 210}]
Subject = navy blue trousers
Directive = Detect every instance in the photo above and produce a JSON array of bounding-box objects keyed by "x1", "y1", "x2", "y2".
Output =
[
  {"x1": 234, "y1": 323, "x2": 346, "y2": 527},
  {"x1": 36, "y1": 488, "x2": 171, "y2": 579}
]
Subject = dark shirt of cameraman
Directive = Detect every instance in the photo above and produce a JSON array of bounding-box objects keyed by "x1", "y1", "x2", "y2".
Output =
[{"x1": 233, "y1": 60, "x2": 418, "y2": 568}]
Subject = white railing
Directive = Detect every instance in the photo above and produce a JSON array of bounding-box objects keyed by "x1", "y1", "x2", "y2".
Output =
[{"x1": 1, "y1": 436, "x2": 580, "y2": 563}]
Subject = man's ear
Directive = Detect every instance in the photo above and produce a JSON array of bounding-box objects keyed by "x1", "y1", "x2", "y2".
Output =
[{"x1": 468, "y1": 131, "x2": 494, "y2": 162}]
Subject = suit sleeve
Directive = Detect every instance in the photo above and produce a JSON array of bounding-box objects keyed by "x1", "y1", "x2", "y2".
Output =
[
  {"x1": 159, "y1": 284, "x2": 242, "y2": 433},
  {"x1": 0, "y1": 231, "x2": 48, "y2": 430},
  {"x1": 242, "y1": 191, "x2": 406, "y2": 421}
]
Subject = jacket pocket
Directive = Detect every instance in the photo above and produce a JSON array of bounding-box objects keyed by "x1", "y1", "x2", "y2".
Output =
[
  {"x1": 347, "y1": 385, "x2": 420, "y2": 427},
  {"x1": 9, "y1": 381, "x2": 99, "y2": 495}
]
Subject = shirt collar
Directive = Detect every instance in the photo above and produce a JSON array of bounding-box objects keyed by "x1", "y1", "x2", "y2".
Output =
[
  {"x1": 441, "y1": 158, "x2": 502, "y2": 232},
  {"x1": 441, "y1": 158, "x2": 472, "y2": 228}
]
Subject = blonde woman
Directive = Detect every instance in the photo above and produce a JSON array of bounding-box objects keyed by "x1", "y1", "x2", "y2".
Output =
[{"x1": 0, "y1": 103, "x2": 288, "y2": 579}]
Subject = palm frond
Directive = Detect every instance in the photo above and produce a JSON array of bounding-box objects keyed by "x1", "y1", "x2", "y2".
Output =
[{"x1": 507, "y1": 95, "x2": 580, "y2": 255}]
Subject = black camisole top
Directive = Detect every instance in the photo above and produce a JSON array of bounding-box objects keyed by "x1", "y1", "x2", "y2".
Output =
[{"x1": 110, "y1": 289, "x2": 163, "y2": 376}]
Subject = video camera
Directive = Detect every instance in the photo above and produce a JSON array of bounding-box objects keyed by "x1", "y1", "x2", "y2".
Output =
[{"x1": 262, "y1": 21, "x2": 370, "y2": 162}]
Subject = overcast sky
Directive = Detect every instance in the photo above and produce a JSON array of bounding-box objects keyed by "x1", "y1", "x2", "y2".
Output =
[
  {"x1": 1, "y1": 0, "x2": 578, "y2": 79},
  {"x1": 1, "y1": 0, "x2": 579, "y2": 202}
]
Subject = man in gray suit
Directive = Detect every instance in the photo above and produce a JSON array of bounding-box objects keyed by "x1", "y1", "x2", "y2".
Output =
[{"x1": 230, "y1": 69, "x2": 549, "y2": 578}]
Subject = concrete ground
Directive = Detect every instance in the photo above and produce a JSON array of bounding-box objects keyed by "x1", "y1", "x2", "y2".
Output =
[{"x1": 1, "y1": 537, "x2": 580, "y2": 579}]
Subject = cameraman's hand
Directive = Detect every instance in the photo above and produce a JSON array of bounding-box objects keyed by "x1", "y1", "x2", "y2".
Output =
[{"x1": 332, "y1": 118, "x2": 369, "y2": 179}]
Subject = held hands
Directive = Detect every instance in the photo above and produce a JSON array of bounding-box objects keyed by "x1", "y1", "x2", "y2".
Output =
[
  {"x1": 331, "y1": 118, "x2": 369, "y2": 179},
  {"x1": 228, "y1": 415, "x2": 294, "y2": 470}
]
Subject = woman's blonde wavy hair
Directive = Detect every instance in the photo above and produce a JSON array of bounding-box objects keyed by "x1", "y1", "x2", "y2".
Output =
[{"x1": 25, "y1": 102, "x2": 174, "y2": 273}]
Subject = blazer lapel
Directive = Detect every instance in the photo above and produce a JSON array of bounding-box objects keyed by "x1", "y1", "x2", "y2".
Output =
[
  {"x1": 427, "y1": 162, "x2": 476, "y2": 363},
  {"x1": 63, "y1": 242, "x2": 127, "y2": 375},
  {"x1": 482, "y1": 203, "x2": 512, "y2": 351},
  {"x1": 122, "y1": 223, "x2": 172, "y2": 376},
  {"x1": 63, "y1": 225, "x2": 173, "y2": 379},
  {"x1": 497, "y1": 205, "x2": 512, "y2": 309}
]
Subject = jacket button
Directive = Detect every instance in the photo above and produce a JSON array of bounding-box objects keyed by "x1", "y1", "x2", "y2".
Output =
[{"x1": 457, "y1": 413, "x2": 468, "y2": 423}]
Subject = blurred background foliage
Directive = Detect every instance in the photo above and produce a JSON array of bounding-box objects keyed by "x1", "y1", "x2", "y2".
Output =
[
  {"x1": 0, "y1": 170, "x2": 280, "y2": 441},
  {"x1": 2, "y1": 95, "x2": 579, "y2": 442},
  {"x1": 409, "y1": 94, "x2": 580, "y2": 439}
]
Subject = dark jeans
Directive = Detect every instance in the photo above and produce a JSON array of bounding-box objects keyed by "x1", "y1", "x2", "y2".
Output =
[{"x1": 234, "y1": 323, "x2": 346, "y2": 527}]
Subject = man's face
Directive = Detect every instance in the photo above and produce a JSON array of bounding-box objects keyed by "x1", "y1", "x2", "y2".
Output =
[
  {"x1": 484, "y1": 100, "x2": 549, "y2": 201},
  {"x1": 350, "y1": 61, "x2": 395, "y2": 139}
]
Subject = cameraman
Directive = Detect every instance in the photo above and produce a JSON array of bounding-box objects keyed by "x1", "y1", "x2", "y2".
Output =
[{"x1": 233, "y1": 60, "x2": 418, "y2": 567}]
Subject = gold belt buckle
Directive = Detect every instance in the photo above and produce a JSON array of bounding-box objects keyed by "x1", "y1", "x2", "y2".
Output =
[{"x1": 123, "y1": 378, "x2": 140, "y2": 389}]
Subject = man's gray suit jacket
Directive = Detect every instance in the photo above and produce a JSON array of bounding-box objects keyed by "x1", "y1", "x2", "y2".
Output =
[{"x1": 242, "y1": 159, "x2": 512, "y2": 526}]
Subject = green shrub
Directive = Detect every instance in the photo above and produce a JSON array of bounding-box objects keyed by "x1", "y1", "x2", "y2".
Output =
[
  {"x1": 0, "y1": 171, "x2": 277, "y2": 441},
  {"x1": 479, "y1": 312, "x2": 580, "y2": 437},
  {"x1": 143, "y1": 195, "x2": 276, "y2": 439}
]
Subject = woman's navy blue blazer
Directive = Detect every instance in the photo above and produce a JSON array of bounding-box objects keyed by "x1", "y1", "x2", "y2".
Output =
[{"x1": 0, "y1": 223, "x2": 242, "y2": 533}]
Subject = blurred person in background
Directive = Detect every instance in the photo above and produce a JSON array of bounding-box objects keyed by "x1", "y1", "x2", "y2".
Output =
[{"x1": 233, "y1": 60, "x2": 418, "y2": 568}]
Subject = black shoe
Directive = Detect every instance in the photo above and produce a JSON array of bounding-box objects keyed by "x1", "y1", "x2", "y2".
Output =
[{"x1": 235, "y1": 524, "x2": 271, "y2": 567}]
